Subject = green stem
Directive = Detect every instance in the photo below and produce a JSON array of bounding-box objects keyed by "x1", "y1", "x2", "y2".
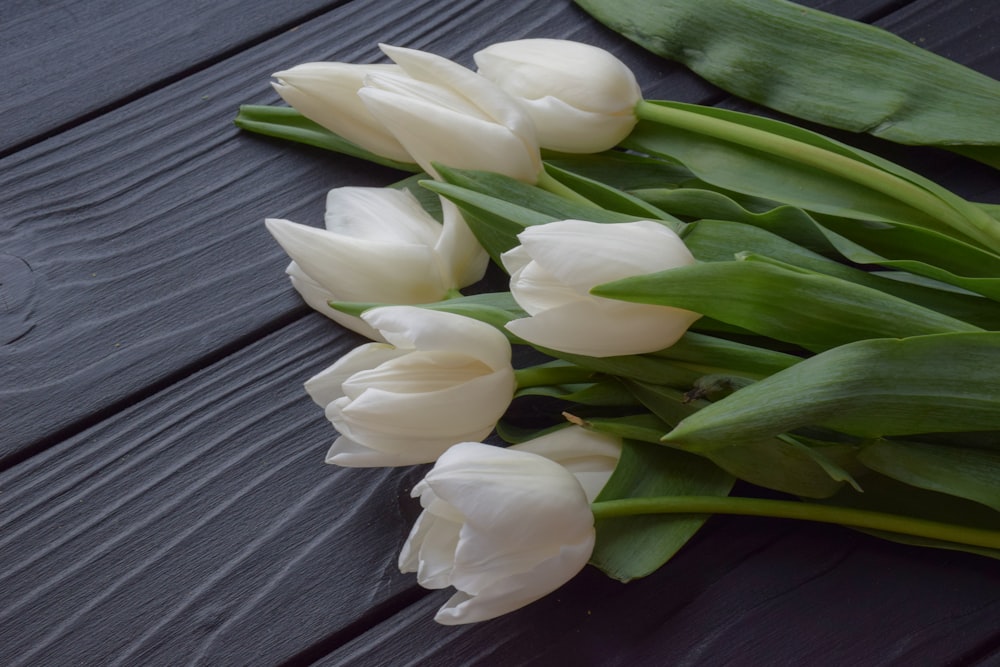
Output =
[
  {"x1": 536, "y1": 167, "x2": 599, "y2": 207},
  {"x1": 443, "y1": 288, "x2": 464, "y2": 299},
  {"x1": 592, "y1": 495, "x2": 1000, "y2": 550},
  {"x1": 634, "y1": 100, "x2": 1000, "y2": 252},
  {"x1": 514, "y1": 362, "x2": 597, "y2": 389}
]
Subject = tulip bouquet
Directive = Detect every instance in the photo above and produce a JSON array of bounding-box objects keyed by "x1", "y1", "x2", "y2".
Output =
[{"x1": 236, "y1": 2, "x2": 1000, "y2": 626}]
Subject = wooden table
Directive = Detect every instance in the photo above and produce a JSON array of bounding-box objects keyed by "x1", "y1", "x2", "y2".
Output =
[{"x1": 2, "y1": 0, "x2": 998, "y2": 664}]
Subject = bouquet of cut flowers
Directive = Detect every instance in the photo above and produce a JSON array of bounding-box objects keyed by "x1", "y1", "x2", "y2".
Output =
[{"x1": 235, "y1": 0, "x2": 1000, "y2": 626}]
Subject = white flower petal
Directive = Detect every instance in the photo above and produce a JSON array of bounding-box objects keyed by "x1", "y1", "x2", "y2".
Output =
[
  {"x1": 362, "y1": 306, "x2": 513, "y2": 372},
  {"x1": 435, "y1": 532, "x2": 594, "y2": 625},
  {"x1": 271, "y1": 62, "x2": 412, "y2": 162},
  {"x1": 285, "y1": 262, "x2": 385, "y2": 341}
]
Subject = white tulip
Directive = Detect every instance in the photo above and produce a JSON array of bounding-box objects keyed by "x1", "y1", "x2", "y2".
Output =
[
  {"x1": 399, "y1": 442, "x2": 596, "y2": 624},
  {"x1": 501, "y1": 219, "x2": 702, "y2": 357},
  {"x1": 265, "y1": 187, "x2": 488, "y2": 339},
  {"x1": 512, "y1": 425, "x2": 622, "y2": 502},
  {"x1": 271, "y1": 62, "x2": 413, "y2": 163},
  {"x1": 358, "y1": 44, "x2": 542, "y2": 182},
  {"x1": 304, "y1": 306, "x2": 516, "y2": 467},
  {"x1": 474, "y1": 39, "x2": 643, "y2": 153}
]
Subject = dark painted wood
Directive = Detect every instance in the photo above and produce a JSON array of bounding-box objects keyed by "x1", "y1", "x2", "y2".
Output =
[
  {"x1": 0, "y1": 0, "x2": 343, "y2": 155},
  {"x1": 324, "y1": 520, "x2": 1000, "y2": 666},
  {"x1": 1, "y1": 0, "x2": 998, "y2": 665}
]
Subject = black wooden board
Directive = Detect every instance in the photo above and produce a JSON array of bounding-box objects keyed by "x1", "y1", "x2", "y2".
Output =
[{"x1": 2, "y1": 0, "x2": 999, "y2": 664}]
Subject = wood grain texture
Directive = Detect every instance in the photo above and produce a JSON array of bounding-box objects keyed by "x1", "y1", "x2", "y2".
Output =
[
  {"x1": 0, "y1": 315, "x2": 427, "y2": 665},
  {"x1": 0, "y1": 0, "x2": 343, "y2": 155},
  {"x1": 2, "y1": 0, "x2": 999, "y2": 665},
  {"x1": 322, "y1": 519, "x2": 1000, "y2": 666}
]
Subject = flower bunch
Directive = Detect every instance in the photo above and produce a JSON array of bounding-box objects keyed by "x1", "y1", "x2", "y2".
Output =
[{"x1": 238, "y1": 33, "x2": 1000, "y2": 625}]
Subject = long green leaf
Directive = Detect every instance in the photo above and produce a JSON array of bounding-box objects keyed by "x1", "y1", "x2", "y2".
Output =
[
  {"x1": 662, "y1": 332, "x2": 1000, "y2": 448},
  {"x1": 859, "y1": 439, "x2": 1000, "y2": 513},
  {"x1": 624, "y1": 103, "x2": 1000, "y2": 250},
  {"x1": 573, "y1": 0, "x2": 1000, "y2": 159},
  {"x1": 624, "y1": 380, "x2": 857, "y2": 498},
  {"x1": 590, "y1": 439, "x2": 735, "y2": 582},
  {"x1": 595, "y1": 260, "x2": 981, "y2": 352},
  {"x1": 680, "y1": 218, "x2": 1000, "y2": 327},
  {"x1": 818, "y1": 473, "x2": 1000, "y2": 559},
  {"x1": 541, "y1": 162, "x2": 682, "y2": 225}
]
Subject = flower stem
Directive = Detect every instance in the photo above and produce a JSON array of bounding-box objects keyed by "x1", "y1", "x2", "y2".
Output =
[
  {"x1": 634, "y1": 100, "x2": 1000, "y2": 253},
  {"x1": 514, "y1": 361, "x2": 596, "y2": 389},
  {"x1": 536, "y1": 167, "x2": 599, "y2": 207},
  {"x1": 591, "y1": 495, "x2": 1000, "y2": 550}
]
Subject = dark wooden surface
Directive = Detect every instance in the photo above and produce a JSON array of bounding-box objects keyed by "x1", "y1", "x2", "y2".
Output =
[{"x1": 1, "y1": 0, "x2": 998, "y2": 664}]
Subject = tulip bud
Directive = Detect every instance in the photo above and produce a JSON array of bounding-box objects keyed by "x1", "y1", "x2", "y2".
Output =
[
  {"x1": 358, "y1": 44, "x2": 543, "y2": 182},
  {"x1": 265, "y1": 187, "x2": 488, "y2": 339},
  {"x1": 304, "y1": 307, "x2": 516, "y2": 467},
  {"x1": 474, "y1": 39, "x2": 643, "y2": 153},
  {"x1": 501, "y1": 219, "x2": 702, "y2": 357},
  {"x1": 271, "y1": 62, "x2": 412, "y2": 163},
  {"x1": 399, "y1": 442, "x2": 596, "y2": 624},
  {"x1": 512, "y1": 425, "x2": 622, "y2": 502}
]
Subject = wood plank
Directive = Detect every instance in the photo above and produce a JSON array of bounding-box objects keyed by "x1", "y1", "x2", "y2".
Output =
[
  {"x1": 0, "y1": 316, "x2": 423, "y2": 665},
  {"x1": 321, "y1": 520, "x2": 1000, "y2": 666},
  {"x1": 0, "y1": 0, "x2": 342, "y2": 155}
]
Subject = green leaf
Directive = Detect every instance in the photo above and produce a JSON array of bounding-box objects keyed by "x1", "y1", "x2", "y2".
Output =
[
  {"x1": 234, "y1": 105, "x2": 421, "y2": 172},
  {"x1": 818, "y1": 473, "x2": 1000, "y2": 559},
  {"x1": 859, "y1": 439, "x2": 1000, "y2": 512},
  {"x1": 590, "y1": 439, "x2": 735, "y2": 581},
  {"x1": 626, "y1": 101, "x2": 1000, "y2": 252},
  {"x1": 663, "y1": 332, "x2": 1000, "y2": 448},
  {"x1": 573, "y1": 0, "x2": 1000, "y2": 158},
  {"x1": 681, "y1": 218, "x2": 1000, "y2": 327},
  {"x1": 595, "y1": 260, "x2": 981, "y2": 353},
  {"x1": 574, "y1": 413, "x2": 673, "y2": 445},
  {"x1": 542, "y1": 162, "x2": 683, "y2": 227},
  {"x1": 623, "y1": 380, "x2": 857, "y2": 498},
  {"x1": 423, "y1": 166, "x2": 640, "y2": 264},
  {"x1": 514, "y1": 380, "x2": 639, "y2": 407},
  {"x1": 545, "y1": 151, "x2": 694, "y2": 190}
]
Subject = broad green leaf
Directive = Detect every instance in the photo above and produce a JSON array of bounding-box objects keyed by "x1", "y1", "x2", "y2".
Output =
[
  {"x1": 859, "y1": 439, "x2": 1000, "y2": 512},
  {"x1": 648, "y1": 330, "x2": 800, "y2": 380},
  {"x1": 681, "y1": 218, "x2": 1000, "y2": 327},
  {"x1": 595, "y1": 260, "x2": 981, "y2": 353},
  {"x1": 634, "y1": 186, "x2": 837, "y2": 254},
  {"x1": 624, "y1": 380, "x2": 857, "y2": 498},
  {"x1": 626, "y1": 117, "x2": 939, "y2": 233},
  {"x1": 573, "y1": 0, "x2": 1000, "y2": 160},
  {"x1": 542, "y1": 162, "x2": 683, "y2": 227},
  {"x1": 234, "y1": 105, "x2": 421, "y2": 172},
  {"x1": 663, "y1": 332, "x2": 1000, "y2": 448},
  {"x1": 545, "y1": 151, "x2": 694, "y2": 190},
  {"x1": 818, "y1": 472, "x2": 1000, "y2": 559},
  {"x1": 590, "y1": 439, "x2": 735, "y2": 581},
  {"x1": 625, "y1": 102, "x2": 1000, "y2": 251}
]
